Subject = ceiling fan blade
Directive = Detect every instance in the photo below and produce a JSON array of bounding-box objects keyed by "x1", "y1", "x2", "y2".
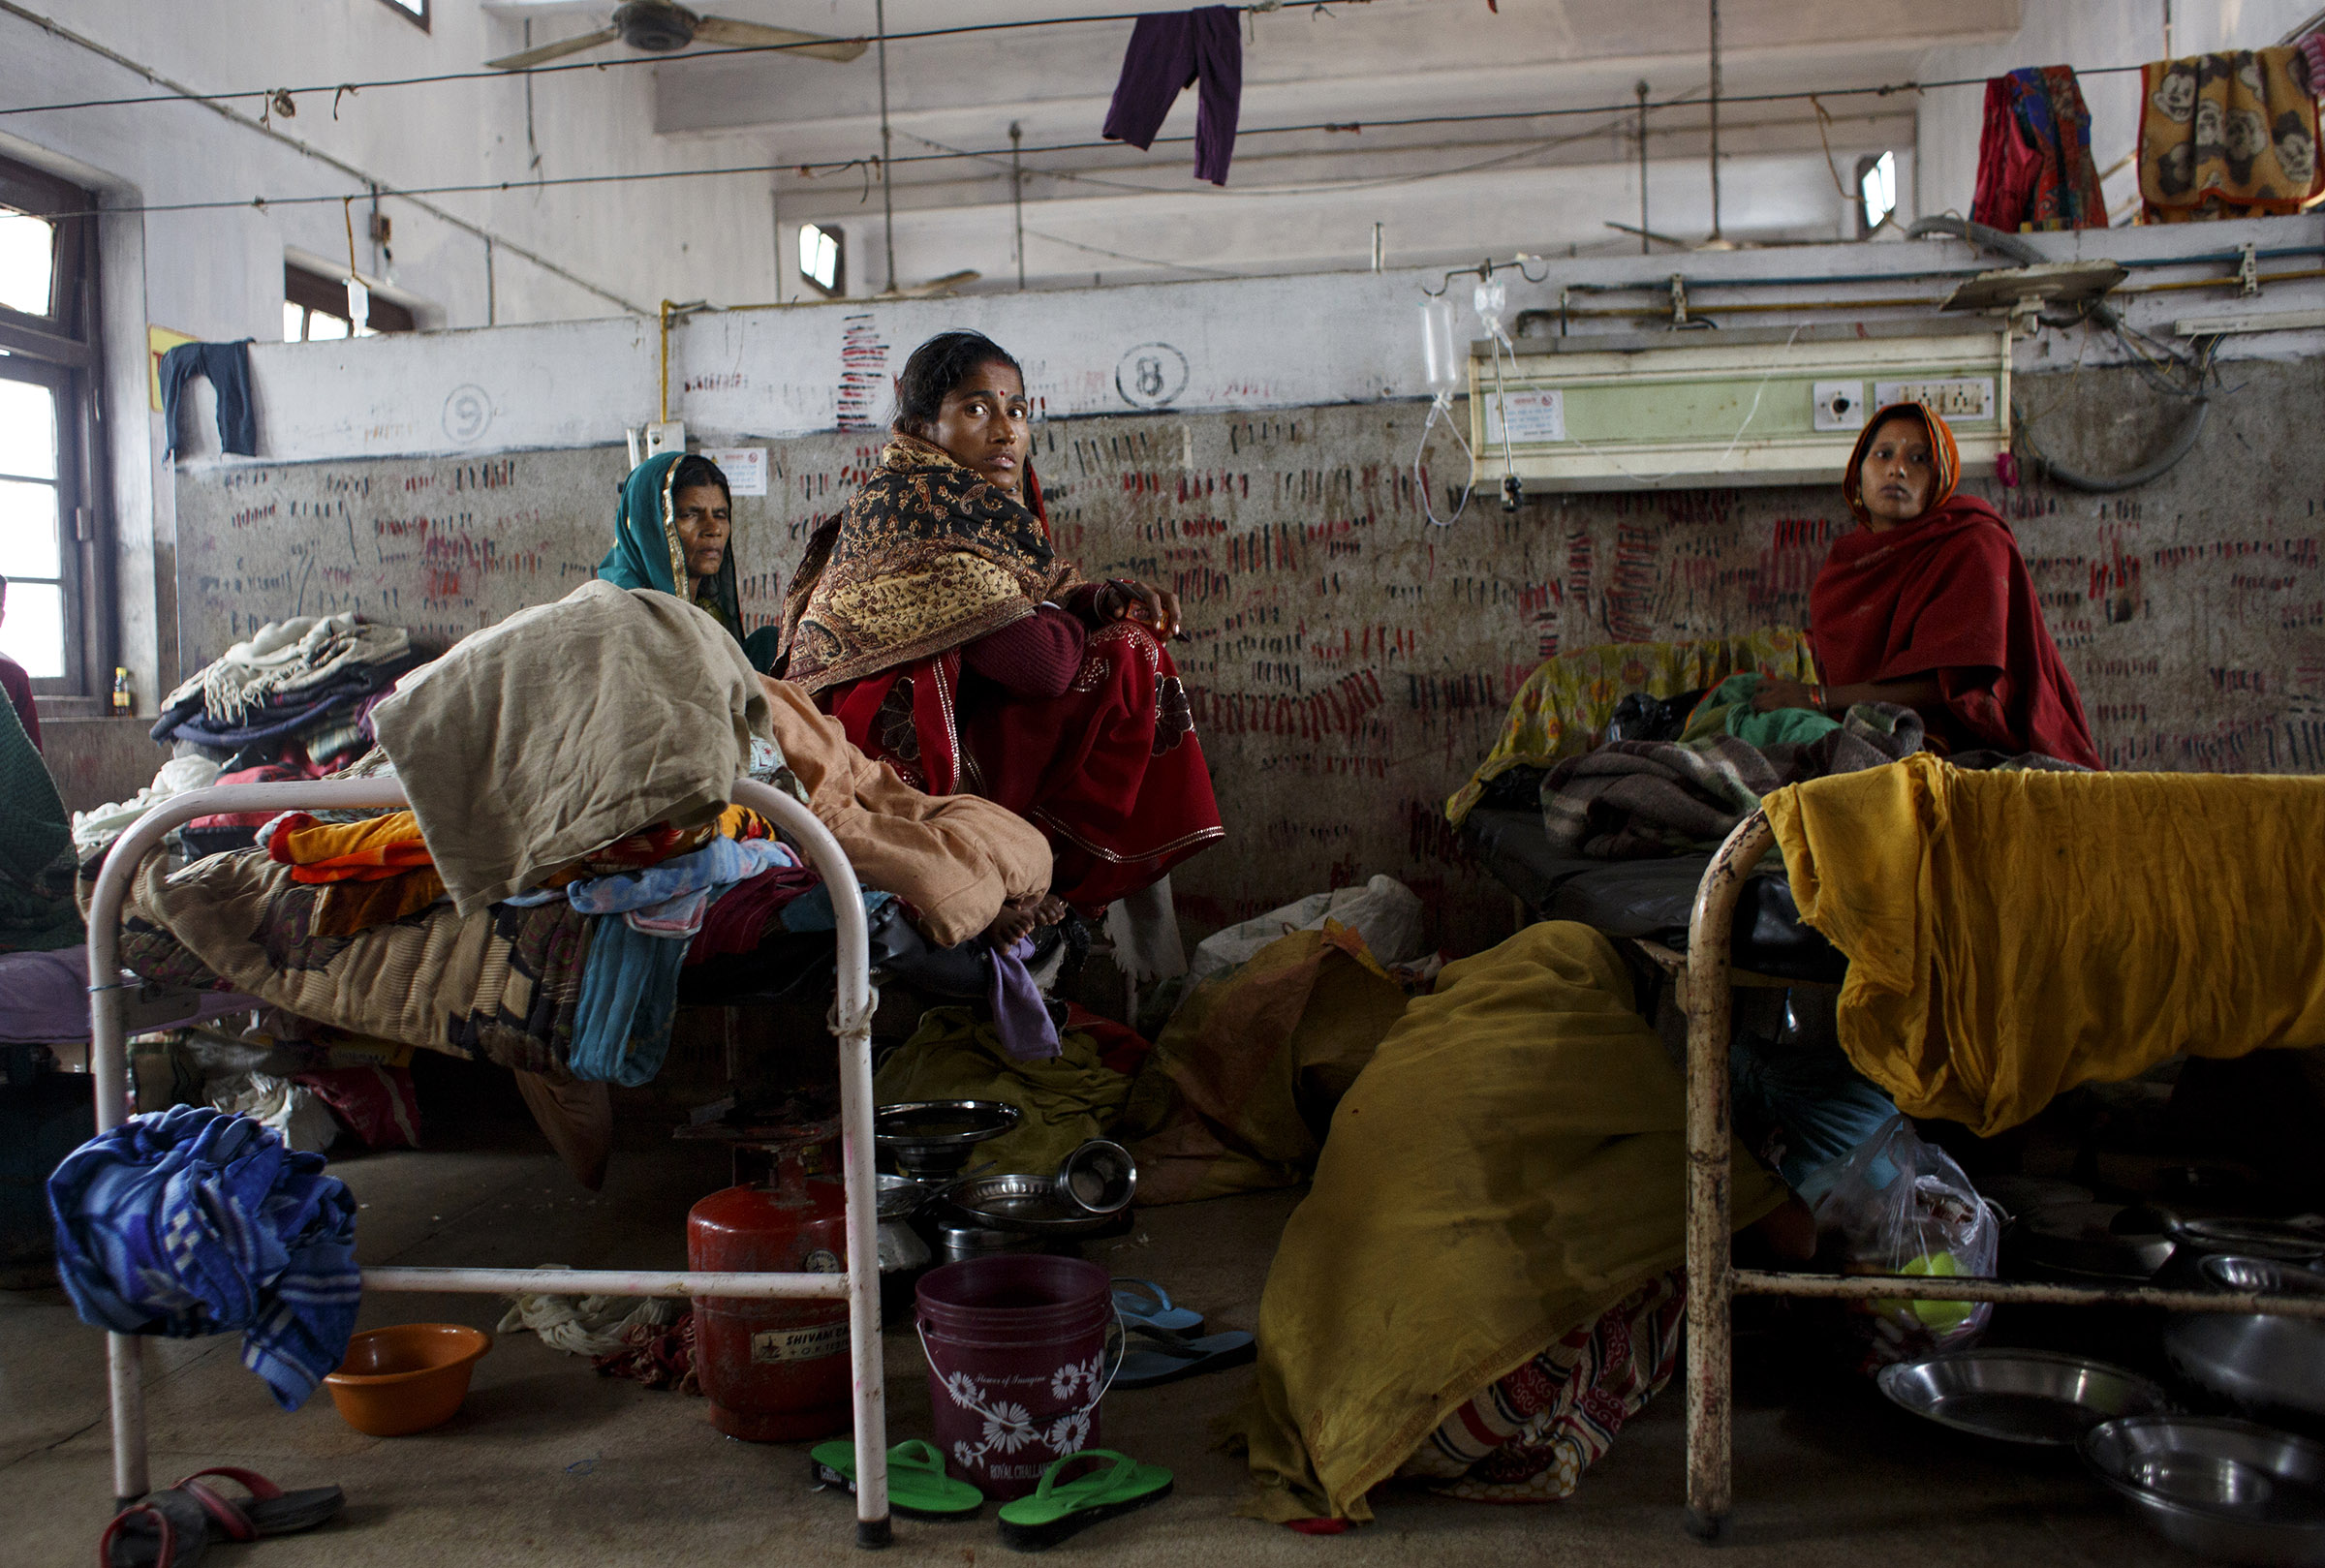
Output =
[
  {"x1": 485, "y1": 26, "x2": 622, "y2": 70},
  {"x1": 896, "y1": 270, "x2": 981, "y2": 298},
  {"x1": 693, "y1": 16, "x2": 868, "y2": 61}
]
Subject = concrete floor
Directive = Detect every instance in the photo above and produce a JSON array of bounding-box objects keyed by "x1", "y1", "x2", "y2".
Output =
[{"x1": 3, "y1": 1116, "x2": 2213, "y2": 1567}]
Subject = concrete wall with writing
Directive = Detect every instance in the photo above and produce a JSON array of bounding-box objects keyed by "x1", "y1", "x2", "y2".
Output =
[{"x1": 173, "y1": 353, "x2": 2325, "y2": 952}]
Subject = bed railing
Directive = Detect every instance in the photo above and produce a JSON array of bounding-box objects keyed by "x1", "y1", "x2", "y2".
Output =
[
  {"x1": 85, "y1": 776, "x2": 893, "y2": 1548},
  {"x1": 1681, "y1": 807, "x2": 2325, "y2": 1539}
]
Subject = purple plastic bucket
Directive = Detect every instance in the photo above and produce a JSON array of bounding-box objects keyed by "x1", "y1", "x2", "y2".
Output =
[{"x1": 914, "y1": 1254, "x2": 1117, "y2": 1499}]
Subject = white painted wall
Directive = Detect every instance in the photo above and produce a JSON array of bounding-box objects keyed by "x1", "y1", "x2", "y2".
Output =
[{"x1": 206, "y1": 215, "x2": 2325, "y2": 469}]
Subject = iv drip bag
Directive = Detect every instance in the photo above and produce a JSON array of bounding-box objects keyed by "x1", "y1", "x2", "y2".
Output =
[{"x1": 1418, "y1": 297, "x2": 1461, "y2": 393}]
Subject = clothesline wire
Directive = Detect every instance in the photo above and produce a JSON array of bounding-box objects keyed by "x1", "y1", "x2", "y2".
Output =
[
  {"x1": 0, "y1": 0, "x2": 2147, "y2": 127},
  {"x1": 19, "y1": 66, "x2": 2127, "y2": 224}
]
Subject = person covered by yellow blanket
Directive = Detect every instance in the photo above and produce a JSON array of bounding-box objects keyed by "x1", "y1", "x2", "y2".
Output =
[{"x1": 1224, "y1": 920, "x2": 1800, "y2": 1523}]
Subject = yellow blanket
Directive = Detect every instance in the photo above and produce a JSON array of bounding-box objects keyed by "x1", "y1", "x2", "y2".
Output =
[
  {"x1": 1766, "y1": 753, "x2": 2325, "y2": 1138},
  {"x1": 1120, "y1": 923, "x2": 1411, "y2": 1205},
  {"x1": 1224, "y1": 921, "x2": 1784, "y2": 1522},
  {"x1": 1443, "y1": 630, "x2": 1815, "y2": 828}
]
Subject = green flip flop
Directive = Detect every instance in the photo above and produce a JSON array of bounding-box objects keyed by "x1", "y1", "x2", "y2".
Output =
[
  {"x1": 809, "y1": 1437, "x2": 984, "y2": 1521},
  {"x1": 997, "y1": 1450, "x2": 1174, "y2": 1553}
]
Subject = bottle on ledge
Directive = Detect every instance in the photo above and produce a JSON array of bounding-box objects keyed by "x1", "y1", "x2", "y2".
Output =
[{"x1": 110, "y1": 666, "x2": 132, "y2": 716}]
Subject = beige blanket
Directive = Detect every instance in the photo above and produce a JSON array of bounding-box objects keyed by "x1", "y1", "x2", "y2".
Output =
[
  {"x1": 372, "y1": 582, "x2": 771, "y2": 915},
  {"x1": 760, "y1": 676, "x2": 1050, "y2": 947}
]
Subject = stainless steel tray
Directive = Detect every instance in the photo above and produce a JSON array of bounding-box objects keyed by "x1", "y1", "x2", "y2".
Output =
[
  {"x1": 1877, "y1": 1348, "x2": 2171, "y2": 1447},
  {"x1": 937, "y1": 1173, "x2": 1121, "y2": 1237}
]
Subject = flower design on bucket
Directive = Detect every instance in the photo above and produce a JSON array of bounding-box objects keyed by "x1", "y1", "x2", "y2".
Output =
[
  {"x1": 1050, "y1": 1354, "x2": 1102, "y2": 1401},
  {"x1": 982, "y1": 1401, "x2": 1037, "y2": 1454}
]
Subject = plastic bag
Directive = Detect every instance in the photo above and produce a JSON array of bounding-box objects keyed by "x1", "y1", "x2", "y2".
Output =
[
  {"x1": 1187, "y1": 876, "x2": 1424, "y2": 982},
  {"x1": 1812, "y1": 1115, "x2": 1998, "y2": 1371}
]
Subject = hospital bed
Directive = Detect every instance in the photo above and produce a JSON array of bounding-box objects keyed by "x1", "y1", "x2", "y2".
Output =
[
  {"x1": 83, "y1": 775, "x2": 896, "y2": 1548},
  {"x1": 1677, "y1": 808, "x2": 2325, "y2": 1539}
]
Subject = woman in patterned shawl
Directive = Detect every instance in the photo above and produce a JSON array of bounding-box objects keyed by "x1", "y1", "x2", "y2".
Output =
[
  {"x1": 782, "y1": 330, "x2": 1222, "y2": 917},
  {"x1": 599, "y1": 450, "x2": 784, "y2": 673}
]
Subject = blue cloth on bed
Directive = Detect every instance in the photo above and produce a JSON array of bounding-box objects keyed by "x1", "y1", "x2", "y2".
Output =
[
  {"x1": 568, "y1": 835, "x2": 797, "y2": 937},
  {"x1": 568, "y1": 916, "x2": 690, "y2": 1087},
  {"x1": 46, "y1": 1105, "x2": 359, "y2": 1410}
]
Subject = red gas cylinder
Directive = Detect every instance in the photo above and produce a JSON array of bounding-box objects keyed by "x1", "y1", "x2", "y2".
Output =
[{"x1": 688, "y1": 1136, "x2": 852, "y2": 1442}]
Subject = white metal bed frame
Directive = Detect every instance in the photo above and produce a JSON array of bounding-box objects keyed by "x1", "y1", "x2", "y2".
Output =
[
  {"x1": 85, "y1": 776, "x2": 895, "y2": 1548},
  {"x1": 1679, "y1": 806, "x2": 2325, "y2": 1539}
]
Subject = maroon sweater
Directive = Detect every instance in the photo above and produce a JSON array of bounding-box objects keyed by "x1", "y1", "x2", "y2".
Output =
[{"x1": 962, "y1": 604, "x2": 1087, "y2": 698}]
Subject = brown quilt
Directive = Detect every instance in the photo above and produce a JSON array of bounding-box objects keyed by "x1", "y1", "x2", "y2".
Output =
[{"x1": 119, "y1": 846, "x2": 592, "y2": 1078}]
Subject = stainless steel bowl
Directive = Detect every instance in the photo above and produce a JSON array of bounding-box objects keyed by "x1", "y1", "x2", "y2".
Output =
[
  {"x1": 935, "y1": 1220, "x2": 1043, "y2": 1264},
  {"x1": 938, "y1": 1173, "x2": 1121, "y2": 1237},
  {"x1": 2016, "y1": 1201, "x2": 2175, "y2": 1281},
  {"x1": 874, "y1": 1175, "x2": 933, "y2": 1275},
  {"x1": 1877, "y1": 1348, "x2": 2172, "y2": 1447},
  {"x1": 874, "y1": 1099, "x2": 1022, "y2": 1182},
  {"x1": 875, "y1": 1173, "x2": 930, "y2": 1222},
  {"x1": 1054, "y1": 1139, "x2": 1137, "y2": 1216},
  {"x1": 2085, "y1": 1416, "x2": 2325, "y2": 1566},
  {"x1": 2167, "y1": 1257, "x2": 2325, "y2": 1422}
]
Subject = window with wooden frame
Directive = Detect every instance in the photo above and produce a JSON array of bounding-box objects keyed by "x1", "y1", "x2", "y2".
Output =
[
  {"x1": 0, "y1": 154, "x2": 106, "y2": 705},
  {"x1": 284, "y1": 262, "x2": 416, "y2": 341}
]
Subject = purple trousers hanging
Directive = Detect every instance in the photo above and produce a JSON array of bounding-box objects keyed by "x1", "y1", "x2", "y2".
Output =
[{"x1": 1100, "y1": 7, "x2": 1242, "y2": 186}]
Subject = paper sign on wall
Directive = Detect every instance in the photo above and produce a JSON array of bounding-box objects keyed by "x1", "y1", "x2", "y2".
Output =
[
  {"x1": 1486, "y1": 388, "x2": 1566, "y2": 444},
  {"x1": 701, "y1": 446, "x2": 769, "y2": 496}
]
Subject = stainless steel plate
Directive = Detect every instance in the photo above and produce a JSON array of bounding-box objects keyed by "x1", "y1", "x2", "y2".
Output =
[
  {"x1": 938, "y1": 1173, "x2": 1121, "y2": 1237},
  {"x1": 2086, "y1": 1416, "x2": 2325, "y2": 1566},
  {"x1": 1878, "y1": 1348, "x2": 2171, "y2": 1448},
  {"x1": 875, "y1": 1100, "x2": 1022, "y2": 1180}
]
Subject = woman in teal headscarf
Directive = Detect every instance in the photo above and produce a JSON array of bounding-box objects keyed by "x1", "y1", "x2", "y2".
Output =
[{"x1": 597, "y1": 451, "x2": 783, "y2": 672}]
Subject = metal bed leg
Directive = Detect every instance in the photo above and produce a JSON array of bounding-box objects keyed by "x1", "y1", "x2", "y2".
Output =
[
  {"x1": 1682, "y1": 811, "x2": 1772, "y2": 1542},
  {"x1": 734, "y1": 781, "x2": 891, "y2": 1549}
]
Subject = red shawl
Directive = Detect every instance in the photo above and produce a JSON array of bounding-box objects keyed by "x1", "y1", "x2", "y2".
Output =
[{"x1": 1811, "y1": 495, "x2": 2103, "y2": 769}]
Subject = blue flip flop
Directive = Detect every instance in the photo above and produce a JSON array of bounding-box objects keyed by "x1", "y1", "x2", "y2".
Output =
[
  {"x1": 1112, "y1": 1322, "x2": 1256, "y2": 1389},
  {"x1": 1110, "y1": 1277, "x2": 1204, "y2": 1336}
]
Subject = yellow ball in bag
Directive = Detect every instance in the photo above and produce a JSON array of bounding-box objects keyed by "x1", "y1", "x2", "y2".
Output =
[{"x1": 1901, "y1": 1250, "x2": 1976, "y2": 1334}]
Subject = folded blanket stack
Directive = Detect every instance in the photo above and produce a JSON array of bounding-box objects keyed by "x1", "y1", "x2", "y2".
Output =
[
  {"x1": 1540, "y1": 680, "x2": 1925, "y2": 859},
  {"x1": 155, "y1": 614, "x2": 425, "y2": 773}
]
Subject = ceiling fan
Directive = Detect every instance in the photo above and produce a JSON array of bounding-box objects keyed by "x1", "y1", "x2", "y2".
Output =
[{"x1": 485, "y1": 1, "x2": 866, "y2": 70}]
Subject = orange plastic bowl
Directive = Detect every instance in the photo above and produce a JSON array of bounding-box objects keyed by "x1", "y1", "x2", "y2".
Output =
[{"x1": 324, "y1": 1324, "x2": 492, "y2": 1436}]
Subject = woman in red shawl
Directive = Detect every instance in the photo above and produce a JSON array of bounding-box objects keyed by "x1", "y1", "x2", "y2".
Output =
[
  {"x1": 1753, "y1": 402, "x2": 2103, "y2": 769},
  {"x1": 782, "y1": 330, "x2": 1224, "y2": 924}
]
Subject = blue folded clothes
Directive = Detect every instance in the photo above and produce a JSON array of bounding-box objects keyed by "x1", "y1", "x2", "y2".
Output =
[
  {"x1": 567, "y1": 915, "x2": 691, "y2": 1087},
  {"x1": 46, "y1": 1105, "x2": 360, "y2": 1410}
]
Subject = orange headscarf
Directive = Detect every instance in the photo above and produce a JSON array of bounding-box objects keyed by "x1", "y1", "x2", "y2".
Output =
[{"x1": 1841, "y1": 403, "x2": 1961, "y2": 525}]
